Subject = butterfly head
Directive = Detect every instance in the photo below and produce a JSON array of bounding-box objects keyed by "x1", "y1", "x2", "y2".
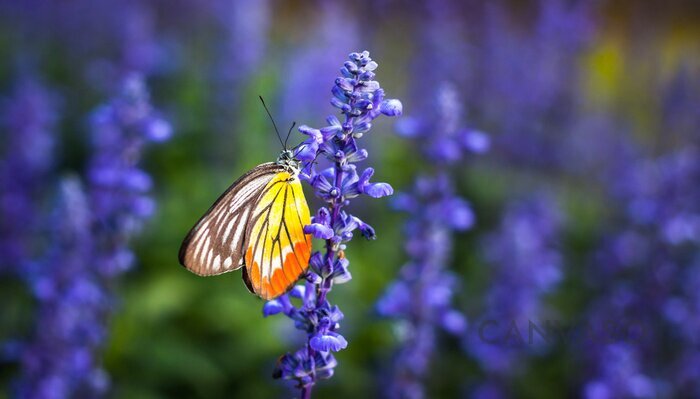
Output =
[{"x1": 276, "y1": 149, "x2": 300, "y2": 175}]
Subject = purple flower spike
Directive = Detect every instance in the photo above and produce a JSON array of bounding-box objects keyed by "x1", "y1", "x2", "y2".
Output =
[
  {"x1": 265, "y1": 51, "x2": 400, "y2": 397},
  {"x1": 377, "y1": 82, "x2": 488, "y2": 398},
  {"x1": 0, "y1": 77, "x2": 56, "y2": 276},
  {"x1": 15, "y1": 74, "x2": 171, "y2": 398}
]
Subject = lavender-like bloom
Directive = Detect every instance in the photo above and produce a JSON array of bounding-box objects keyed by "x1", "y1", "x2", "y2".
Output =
[
  {"x1": 582, "y1": 144, "x2": 700, "y2": 398},
  {"x1": 576, "y1": 61, "x2": 700, "y2": 395},
  {"x1": 466, "y1": 195, "x2": 563, "y2": 398},
  {"x1": 263, "y1": 51, "x2": 401, "y2": 398},
  {"x1": 475, "y1": 0, "x2": 595, "y2": 168},
  {"x1": 376, "y1": 83, "x2": 487, "y2": 399},
  {"x1": 0, "y1": 77, "x2": 56, "y2": 275},
  {"x1": 87, "y1": 74, "x2": 171, "y2": 277},
  {"x1": 16, "y1": 74, "x2": 171, "y2": 398},
  {"x1": 17, "y1": 178, "x2": 109, "y2": 399}
]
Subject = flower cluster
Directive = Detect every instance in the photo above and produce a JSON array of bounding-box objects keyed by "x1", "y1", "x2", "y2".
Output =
[
  {"x1": 87, "y1": 74, "x2": 171, "y2": 277},
  {"x1": 263, "y1": 51, "x2": 401, "y2": 398},
  {"x1": 395, "y1": 83, "x2": 489, "y2": 164},
  {"x1": 583, "y1": 143, "x2": 700, "y2": 398},
  {"x1": 376, "y1": 83, "x2": 487, "y2": 399},
  {"x1": 16, "y1": 74, "x2": 171, "y2": 398},
  {"x1": 465, "y1": 195, "x2": 563, "y2": 396},
  {"x1": 17, "y1": 178, "x2": 110, "y2": 399},
  {"x1": 475, "y1": 0, "x2": 595, "y2": 168},
  {"x1": 0, "y1": 77, "x2": 56, "y2": 275}
]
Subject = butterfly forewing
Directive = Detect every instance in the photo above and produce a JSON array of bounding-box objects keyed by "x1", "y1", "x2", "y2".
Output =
[
  {"x1": 179, "y1": 163, "x2": 283, "y2": 276},
  {"x1": 243, "y1": 171, "x2": 312, "y2": 300}
]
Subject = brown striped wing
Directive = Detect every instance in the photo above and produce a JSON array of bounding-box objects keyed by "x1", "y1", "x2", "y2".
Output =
[{"x1": 179, "y1": 163, "x2": 283, "y2": 276}]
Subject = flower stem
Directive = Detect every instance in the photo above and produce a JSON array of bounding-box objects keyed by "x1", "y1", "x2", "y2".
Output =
[
  {"x1": 318, "y1": 156, "x2": 344, "y2": 304},
  {"x1": 301, "y1": 384, "x2": 313, "y2": 399}
]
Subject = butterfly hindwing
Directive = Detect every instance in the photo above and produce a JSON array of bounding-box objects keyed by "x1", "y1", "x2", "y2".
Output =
[
  {"x1": 178, "y1": 163, "x2": 282, "y2": 276},
  {"x1": 243, "y1": 171, "x2": 312, "y2": 300}
]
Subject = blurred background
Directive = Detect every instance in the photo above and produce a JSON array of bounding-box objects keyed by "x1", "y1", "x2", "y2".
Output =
[{"x1": 1, "y1": 0, "x2": 699, "y2": 398}]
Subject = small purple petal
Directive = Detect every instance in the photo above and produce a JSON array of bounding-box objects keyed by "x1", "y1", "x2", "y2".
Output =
[
  {"x1": 380, "y1": 98, "x2": 403, "y2": 116},
  {"x1": 310, "y1": 333, "x2": 348, "y2": 352},
  {"x1": 295, "y1": 140, "x2": 319, "y2": 162},
  {"x1": 364, "y1": 182, "x2": 394, "y2": 198},
  {"x1": 145, "y1": 117, "x2": 172, "y2": 142},
  {"x1": 263, "y1": 300, "x2": 284, "y2": 317},
  {"x1": 352, "y1": 216, "x2": 376, "y2": 240},
  {"x1": 445, "y1": 198, "x2": 474, "y2": 230},
  {"x1": 461, "y1": 130, "x2": 490, "y2": 154},
  {"x1": 304, "y1": 223, "x2": 334, "y2": 240},
  {"x1": 441, "y1": 310, "x2": 468, "y2": 335},
  {"x1": 289, "y1": 285, "x2": 306, "y2": 299}
]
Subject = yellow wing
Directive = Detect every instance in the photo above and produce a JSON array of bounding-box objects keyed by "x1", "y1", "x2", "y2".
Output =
[{"x1": 243, "y1": 171, "x2": 312, "y2": 300}]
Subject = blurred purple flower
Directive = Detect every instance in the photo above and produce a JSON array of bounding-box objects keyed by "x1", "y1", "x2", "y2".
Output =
[
  {"x1": 0, "y1": 76, "x2": 57, "y2": 275},
  {"x1": 582, "y1": 141, "x2": 700, "y2": 398},
  {"x1": 396, "y1": 83, "x2": 490, "y2": 165},
  {"x1": 16, "y1": 178, "x2": 110, "y2": 399},
  {"x1": 377, "y1": 83, "x2": 487, "y2": 399},
  {"x1": 264, "y1": 51, "x2": 400, "y2": 398},
  {"x1": 465, "y1": 195, "x2": 564, "y2": 394},
  {"x1": 88, "y1": 75, "x2": 172, "y2": 278},
  {"x1": 474, "y1": 0, "x2": 595, "y2": 168},
  {"x1": 15, "y1": 74, "x2": 171, "y2": 398}
]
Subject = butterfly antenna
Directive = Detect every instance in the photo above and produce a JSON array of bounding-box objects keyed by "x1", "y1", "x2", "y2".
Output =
[
  {"x1": 284, "y1": 121, "x2": 296, "y2": 150},
  {"x1": 259, "y1": 95, "x2": 285, "y2": 149}
]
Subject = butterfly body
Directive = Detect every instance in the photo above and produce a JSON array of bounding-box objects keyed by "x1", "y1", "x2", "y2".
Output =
[{"x1": 179, "y1": 150, "x2": 312, "y2": 300}]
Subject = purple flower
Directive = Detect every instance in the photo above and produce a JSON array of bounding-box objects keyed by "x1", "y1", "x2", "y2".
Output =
[
  {"x1": 265, "y1": 51, "x2": 401, "y2": 397},
  {"x1": 581, "y1": 137, "x2": 700, "y2": 397},
  {"x1": 396, "y1": 83, "x2": 486, "y2": 165},
  {"x1": 377, "y1": 82, "x2": 487, "y2": 398},
  {"x1": 16, "y1": 178, "x2": 110, "y2": 399},
  {"x1": 476, "y1": 0, "x2": 595, "y2": 168},
  {"x1": 358, "y1": 168, "x2": 394, "y2": 198},
  {"x1": 309, "y1": 332, "x2": 348, "y2": 352},
  {"x1": 0, "y1": 77, "x2": 57, "y2": 275},
  {"x1": 464, "y1": 195, "x2": 563, "y2": 393},
  {"x1": 16, "y1": 74, "x2": 171, "y2": 398}
]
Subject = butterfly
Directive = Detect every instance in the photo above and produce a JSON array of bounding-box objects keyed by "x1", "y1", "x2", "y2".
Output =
[{"x1": 179, "y1": 99, "x2": 312, "y2": 300}]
